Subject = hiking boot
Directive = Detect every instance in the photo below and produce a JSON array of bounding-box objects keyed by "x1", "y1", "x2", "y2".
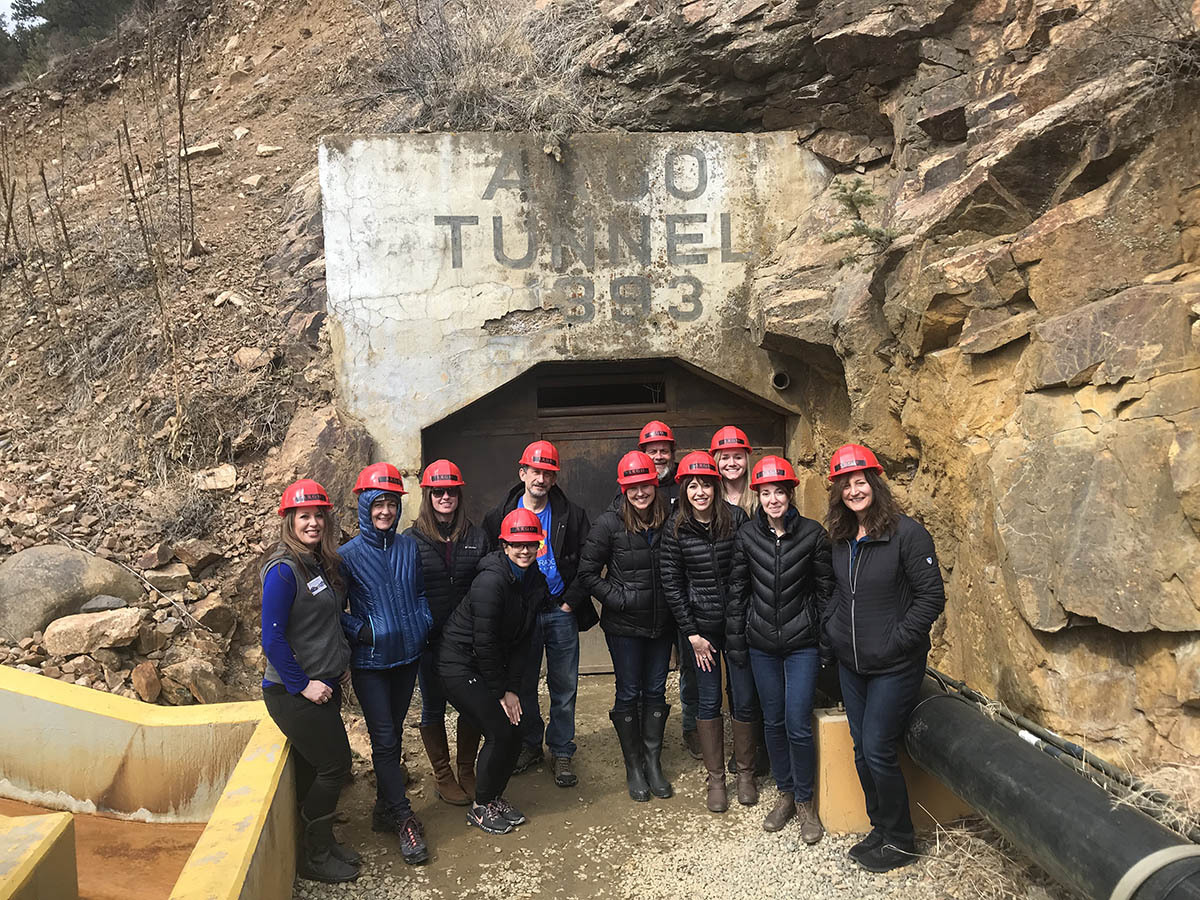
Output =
[
  {"x1": 856, "y1": 841, "x2": 919, "y2": 873},
  {"x1": 552, "y1": 755, "x2": 578, "y2": 787},
  {"x1": 495, "y1": 797, "x2": 527, "y2": 826},
  {"x1": 731, "y1": 718, "x2": 759, "y2": 806},
  {"x1": 796, "y1": 800, "x2": 825, "y2": 844},
  {"x1": 467, "y1": 801, "x2": 513, "y2": 835},
  {"x1": 396, "y1": 814, "x2": 428, "y2": 865},
  {"x1": 697, "y1": 718, "x2": 727, "y2": 813},
  {"x1": 611, "y1": 709, "x2": 650, "y2": 801},
  {"x1": 763, "y1": 792, "x2": 795, "y2": 832},
  {"x1": 641, "y1": 702, "x2": 673, "y2": 799},
  {"x1": 299, "y1": 812, "x2": 359, "y2": 884},
  {"x1": 420, "y1": 722, "x2": 471, "y2": 807},
  {"x1": 848, "y1": 830, "x2": 884, "y2": 861},
  {"x1": 682, "y1": 728, "x2": 703, "y2": 760},
  {"x1": 512, "y1": 744, "x2": 544, "y2": 775}
]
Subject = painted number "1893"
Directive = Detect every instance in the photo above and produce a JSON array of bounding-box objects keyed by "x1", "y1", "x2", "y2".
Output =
[{"x1": 552, "y1": 274, "x2": 703, "y2": 324}]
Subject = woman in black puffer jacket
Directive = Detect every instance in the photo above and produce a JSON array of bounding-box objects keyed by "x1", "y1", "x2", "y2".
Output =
[
  {"x1": 728, "y1": 455, "x2": 833, "y2": 843},
  {"x1": 578, "y1": 451, "x2": 674, "y2": 802},
  {"x1": 660, "y1": 451, "x2": 752, "y2": 814},
  {"x1": 404, "y1": 459, "x2": 487, "y2": 809}
]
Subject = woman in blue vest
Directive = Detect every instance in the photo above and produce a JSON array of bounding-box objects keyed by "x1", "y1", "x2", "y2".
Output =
[{"x1": 340, "y1": 463, "x2": 433, "y2": 865}]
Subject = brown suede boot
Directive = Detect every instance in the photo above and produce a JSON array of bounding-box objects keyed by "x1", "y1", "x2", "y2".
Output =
[
  {"x1": 456, "y1": 716, "x2": 482, "y2": 801},
  {"x1": 763, "y1": 792, "x2": 795, "y2": 832},
  {"x1": 696, "y1": 717, "x2": 728, "y2": 813},
  {"x1": 797, "y1": 800, "x2": 825, "y2": 844},
  {"x1": 420, "y1": 721, "x2": 471, "y2": 806},
  {"x1": 731, "y1": 719, "x2": 759, "y2": 806}
]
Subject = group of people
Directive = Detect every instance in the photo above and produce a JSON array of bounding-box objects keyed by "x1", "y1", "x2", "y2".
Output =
[{"x1": 260, "y1": 421, "x2": 946, "y2": 885}]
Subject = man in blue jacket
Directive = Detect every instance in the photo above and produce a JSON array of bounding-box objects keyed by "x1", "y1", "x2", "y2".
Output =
[{"x1": 340, "y1": 463, "x2": 433, "y2": 865}]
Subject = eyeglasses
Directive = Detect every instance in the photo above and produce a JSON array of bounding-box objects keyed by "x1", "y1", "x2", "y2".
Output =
[{"x1": 430, "y1": 488, "x2": 460, "y2": 498}]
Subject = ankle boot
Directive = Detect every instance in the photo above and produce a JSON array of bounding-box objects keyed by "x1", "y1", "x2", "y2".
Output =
[
  {"x1": 763, "y1": 792, "x2": 795, "y2": 832},
  {"x1": 456, "y1": 716, "x2": 481, "y2": 801},
  {"x1": 610, "y1": 709, "x2": 651, "y2": 801},
  {"x1": 641, "y1": 702, "x2": 674, "y2": 799},
  {"x1": 300, "y1": 812, "x2": 360, "y2": 883},
  {"x1": 796, "y1": 799, "x2": 825, "y2": 844},
  {"x1": 420, "y1": 721, "x2": 471, "y2": 806},
  {"x1": 731, "y1": 718, "x2": 759, "y2": 806},
  {"x1": 696, "y1": 717, "x2": 727, "y2": 813}
]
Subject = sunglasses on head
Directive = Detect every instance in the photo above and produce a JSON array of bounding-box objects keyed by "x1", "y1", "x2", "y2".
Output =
[{"x1": 430, "y1": 487, "x2": 459, "y2": 498}]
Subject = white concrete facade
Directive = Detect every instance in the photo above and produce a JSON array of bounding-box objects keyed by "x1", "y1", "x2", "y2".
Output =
[{"x1": 319, "y1": 132, "x2": 830, "y2": 478}]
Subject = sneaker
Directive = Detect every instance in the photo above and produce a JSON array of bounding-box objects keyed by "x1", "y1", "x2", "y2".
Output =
[
  {"x1": 856, "y1": 841, "x2": 919, "y2": 873},
  {"x1": 494, "y1": 797, "x2": 527, "y2": 826},
  {"x1": 552, "y1": 756, "x2": 578, "y2": 788},
  {"x1": 467, "y1": 801, "x2": 514, "y2": 835},
  {"x1": 512, "y1": 744, "x2": 544, "y2": 775},
  {"x1": 848, "y1": 830, "x2": 885, "y2": 861},
  {"x1": 396, "y1": 814, "x2": 429, "y2": 865}
]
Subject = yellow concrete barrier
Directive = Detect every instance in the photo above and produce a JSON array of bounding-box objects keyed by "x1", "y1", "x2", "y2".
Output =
[
  {"x1": 0, "y1": 812, "x2": 78, "y2": 900},
  {"x1": 815, "y1": 708, "x2": 973, "y2": 834}
]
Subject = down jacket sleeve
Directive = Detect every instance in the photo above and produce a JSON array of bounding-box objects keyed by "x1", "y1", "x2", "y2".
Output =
[
  {"x1": 893, "y1": 520, "x2": 946, "y2": 653},
  {"x1": 467, "y1": 569, "x2": 511, "y2": 699},
  {"x1": 724, "y1": 531, "x2": 751, "y2": 666},
  {"x1": 812, "y1": 529, "x2": 835, "y2": 662},
  {"x1": 659, "y1": 523, "x2": 697, "y2": 637},
  {"x1": 578, "y1": 513, "x2": 622, "y2": 612}
]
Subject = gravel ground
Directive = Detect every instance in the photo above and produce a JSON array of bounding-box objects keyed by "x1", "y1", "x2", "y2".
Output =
[{"x1": 294, "y1": 675, "x2": 1059, "y2": 900}]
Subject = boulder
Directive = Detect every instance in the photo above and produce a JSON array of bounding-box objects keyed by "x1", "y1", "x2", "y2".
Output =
[
  {"x1": 162, "y1": 658, "x2": 223, "y2": 704},
  {"x1": 131, "y1": 661, "x2": 162, "y2": 703},
  {"x1": 136, "y1": 542, "x2": 174, "y2": 570},
  {"x1": 174, "y1": 539, "x2": 224, "y2": 572},
  {"x1": 190, "y1": 598, "x2": 236, "y2": 636},
  {"x1": 135, "y1": 622, "x2": 169, "y2": 654},
  {"x1": 263, "y1": 405, "x2": 375, "y2": 507},
  {"x1": 43, "y1": 608, "x2": 144, "y2": 656},
  {"x1": 195, "y1": 464, "x2": 237, "y2": 491},
  {"x1": 144, "y1": 563, "x2": 192, "y2": 592},
  {"x1": 80, "y1": 594, "x2": 128, "y2": 613},
  {"x1": 0, "y1": 545, "x2": 144, "y2": 640}
]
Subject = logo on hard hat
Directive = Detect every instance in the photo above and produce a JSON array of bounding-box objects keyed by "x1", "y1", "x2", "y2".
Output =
[
  {"x1": 428, "y1": 473, "x2": 457, "y2": 482},
  {"x1": 509, "y1": 525, "x2": 540, "y2": 534},
  {"x1": 294, "y1": 491, "x2": 327, "y2": 504},
  {"x1": 623, "y1": 466, "x2": 651, "y2": 477}
]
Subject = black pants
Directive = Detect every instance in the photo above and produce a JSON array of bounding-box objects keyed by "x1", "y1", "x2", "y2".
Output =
[
  {"x1": 442, "y1": 672, "x2": 522, "y2": 804},
  {"x1": 264, "y1": 683, "x2": 352, "y2": 820}
]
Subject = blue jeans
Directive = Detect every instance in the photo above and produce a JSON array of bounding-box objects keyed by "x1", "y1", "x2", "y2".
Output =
[
  {"x1": 605, "y1": 632, "x2": 674, "y2": 713},
  {"x1": 518, "y1": 604, "x2": 579, "y2": 758},
  {"x1": 693, "y1": 639, "x2": 757, "y2": 721},
  {"x1": 352, "y1": 662, "x2": 420, "y2": 818},
  {"x1": 417, "y1": 643, "x2": 447, "y2": 726},
  {"x1": 750, "y1": 647, "x2": 819, "y2": 801},
  {"x1": 677, "y1": 631, "x2": 698, "y2": 731},
  {"x1": 839, "y1": 656, "x2": 927, "y2": 845}
]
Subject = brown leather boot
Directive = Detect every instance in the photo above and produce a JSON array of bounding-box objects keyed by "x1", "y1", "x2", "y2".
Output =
[
  {"x1": 763, "y1": 792, "x2": 795, "y2": 832},
  {"x1": 696, "y1": 717, "x2": 727, "y2": 813},
  {"x1": 731, "y1": 718, "x2": 759, "y2": 806},
  {"x1": 797, "y1": 799, "x2": 825, "y2": 844},
  {"x1": 420, "y1": 721, "x2": 471, "y2": 806},
  {"x1": 456, "y1": 716, "x2": 481, "y2": 801}
]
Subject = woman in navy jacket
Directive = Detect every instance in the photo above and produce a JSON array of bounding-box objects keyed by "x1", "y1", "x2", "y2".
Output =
[
  {"x1": 824, "y1": 443, "x2": 945, "y2": 874},
  {"x1": 340, "y1": 463, "x2": 433, "y2": 865}
]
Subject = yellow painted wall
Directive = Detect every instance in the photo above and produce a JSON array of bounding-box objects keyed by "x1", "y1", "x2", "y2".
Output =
[
  {"x1": 815, "y1": 709, "x2": 972, "y2": 834},
  {"x1": 0, "y1": 812, "x2": 78, "y2": 900}
]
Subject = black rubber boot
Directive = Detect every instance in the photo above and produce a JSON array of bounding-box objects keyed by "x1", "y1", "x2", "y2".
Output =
[
  {"x1": 641, "y1": 702, "x2": 674, "y2": 799},
  {"x1": 300, "y1": 812, "x2": 360, "y2": 884},
  {"x1": 610, "y1": 709, "x2": 651, "y2": 801}
]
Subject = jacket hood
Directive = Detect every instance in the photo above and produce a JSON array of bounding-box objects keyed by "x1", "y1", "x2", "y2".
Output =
[{"x1": 357, "y1": 487, "x2": 402, "y2": 547}]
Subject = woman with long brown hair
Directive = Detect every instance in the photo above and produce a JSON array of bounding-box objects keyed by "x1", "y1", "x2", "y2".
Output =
[
  {"x1": 403, "y1": 459, "x2": 487, "y2": 808},
  {"x1": 578, "y1": 450, "x2": 675, "y2": 801},
  {"x1": 260, "y1": 479, "x2": 358, "y2": 884},
  {"x1": 661, "y1": 451, "x2": 754, "y2": 813},
  {"x1": 824, "y1": 443, "x2": 945, "y2": 873}
]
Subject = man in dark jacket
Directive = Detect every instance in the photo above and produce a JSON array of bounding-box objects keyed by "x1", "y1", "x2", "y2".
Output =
[
  {"x1": 638, "y1": 419, "x2": 679, "y2": 504},
  {"x1": 482, "y1": 440, "x2": 592, "y2": 788}
]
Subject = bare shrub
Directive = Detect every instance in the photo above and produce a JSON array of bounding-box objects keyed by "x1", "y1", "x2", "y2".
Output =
[
  {"x1": 361, "y1": 0, "x2": 608, "y2": 140},
  {"x1": 141, "y1": 476, "x2": 218, "y2": 544}
]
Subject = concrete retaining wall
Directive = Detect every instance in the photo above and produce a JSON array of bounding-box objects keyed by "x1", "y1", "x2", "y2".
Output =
[{"x1": 0, "y1": 812, "x2": 77, "y2": 900}]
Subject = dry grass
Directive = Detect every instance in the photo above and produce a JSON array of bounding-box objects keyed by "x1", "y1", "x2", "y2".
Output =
[
  {"x1": 1110, "y1": 761, "x2": 1200, "y2": 842},
  {"x1": 919, "y1": 818, "x2": 1073, "y2": 900}
]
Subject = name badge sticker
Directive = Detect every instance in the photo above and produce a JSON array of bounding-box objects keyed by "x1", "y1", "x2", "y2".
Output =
[{"x1": 307, "y1": 575, "x2": 329, "y2": 594}]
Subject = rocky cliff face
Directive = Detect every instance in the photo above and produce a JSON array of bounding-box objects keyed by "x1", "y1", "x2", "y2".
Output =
[{"x1": 588, "y1": 0, "x2": 1200, "y2": 760}]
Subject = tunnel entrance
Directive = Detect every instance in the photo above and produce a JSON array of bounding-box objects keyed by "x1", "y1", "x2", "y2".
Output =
[{"x1": 422, "y1": 358, "x2": 790, "y2": 673}]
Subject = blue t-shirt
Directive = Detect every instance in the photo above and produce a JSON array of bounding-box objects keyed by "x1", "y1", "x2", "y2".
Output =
[{"x1": 519, "y1": 497, "x2": 565, "y2": 596}]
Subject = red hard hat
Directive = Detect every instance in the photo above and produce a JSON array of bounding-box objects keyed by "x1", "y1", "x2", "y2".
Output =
[
  {"x1": 353, "y1": 462, "x2": 407, "y2": 495},
  {"x1": 499, "y1": 508, "x2": 546, "y2": 543},
  {"x1": 751, "y1": 456, "x2": 799, "y2": 488},
  {"x1": 674, "y1": 451, "x2": 720, "y2": 483},
  {"x1": 421, "y1": 459, "x2": 465, "y2": 488},
  {"x1": 638, "y1": 420, "x2": 675, "y2": 447},
  {"x1": 828, "y1": 443, "x2": 884, "y2": 480},
  {"x1": 617, "y1": 450, "x2": 659, "y2": 490},
  {"x1": 519, "y1": 440, "x2": 560, "y2": 471},
  {"x1": 710, "y1": 426, "x2": 752, "y2": 454},
  {"x1": 278, "y1": 478, "x2": 332, "y2": 516}
]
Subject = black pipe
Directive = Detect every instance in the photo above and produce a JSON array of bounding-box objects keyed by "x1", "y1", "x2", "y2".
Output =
[{"x1": 906, "y1": 680, "x2": 1200, "y2": 900}]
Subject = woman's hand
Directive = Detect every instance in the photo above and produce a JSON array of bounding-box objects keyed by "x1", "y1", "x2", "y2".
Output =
[
  {"x1": 500, "y1": 691, "x2": 522, "y2": 725},
  {"x1": 689, "y1": 634, "x2": 715, "y2": 672},
  {"x1": 301, "y1": 680, "x2": 333, "y2": 704}
]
